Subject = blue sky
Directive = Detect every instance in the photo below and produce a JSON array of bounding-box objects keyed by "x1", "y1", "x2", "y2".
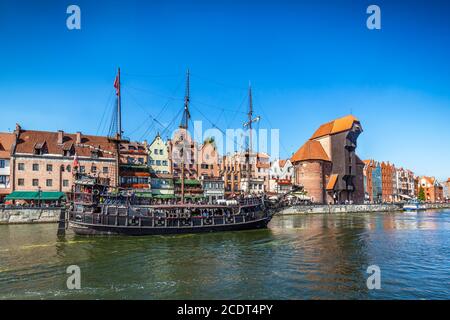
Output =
[{"x1": 0, "y1": 0, "x2": 449, "y2": 180}]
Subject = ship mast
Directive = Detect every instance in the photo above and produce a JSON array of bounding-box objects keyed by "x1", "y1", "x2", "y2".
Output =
[
  {"x1": 117, "y1": 67, "x2": 122, "y2": 139},
  {"x1": 114, "y1": 67, "x2": 122, "y2": 189},
  {"x1": 179, "y1": 69, "x2": 190, "y2": 203},
  {"x1": 243, "y1": 83, "x2": 260, "y2": 194}
]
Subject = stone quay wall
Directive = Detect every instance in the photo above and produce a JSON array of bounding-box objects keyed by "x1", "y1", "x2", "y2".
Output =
[
  {"x1": 277, "y1": 203, "x2": 450, "y2": 215},
  {"x1": 0, "y1": 207, "x2": 62, "y2": 224}
]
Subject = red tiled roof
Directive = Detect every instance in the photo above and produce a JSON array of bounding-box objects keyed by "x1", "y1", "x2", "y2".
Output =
[
  {"x1": 310, "y1": 115, "x2": 359, "y2": 140},
  {"x1": 0, "y1": 133, "x2": 15, "y2": 158},
  {"x1": 291, "y1": 140, "x2": 330, "y2": 163},
  {"x1": 15, "y1": 130, "x2": 116, "y2": 159}
]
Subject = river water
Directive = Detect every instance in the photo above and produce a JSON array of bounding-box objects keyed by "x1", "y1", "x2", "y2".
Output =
[{"x1": 0, "y1": 209, "x2": 449, "y2": 300}]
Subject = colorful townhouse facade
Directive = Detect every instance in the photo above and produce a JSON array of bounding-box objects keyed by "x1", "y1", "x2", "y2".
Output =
[
  {"x1": 119, "y1": 141, "x2": 150, "y2": 190},
  {"x1": 443, "y1": 178, "x2": 450, "y2": 201},
  {"x1": 197, "y1": 139, "x2": 220, "y2": 178},
  {"x1": 381, "y1": 161, "x2": 396, "y2": 202},
  {"x1": 220, "y1": 151, "x2": 266, "y2": 196},
  {"x1": 0, "y1": 133, "x2": 15, "y2": 202},
  {"x1": 363, "y1": 160, "x2": 382, "y2": 203},
  {"x1": 168, "y1": 128, "x2": 199, "y2": 179},
  {"x1": 395, "y1": 167, "x2": 415, "y2": 200},
  {"x1": 148, "y1": 133, "x2": 171, "y2": 175},
  {"x1": 416, "y1": 176, "x2": 444, "y2": 202},
  {"x1": 268, "y1": 159, "x2": 294, "y2": 194}
]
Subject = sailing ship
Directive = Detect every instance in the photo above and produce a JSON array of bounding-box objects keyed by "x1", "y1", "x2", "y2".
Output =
[{"x1": 67, "y1": 69, "x2": 274, "y2": 236}]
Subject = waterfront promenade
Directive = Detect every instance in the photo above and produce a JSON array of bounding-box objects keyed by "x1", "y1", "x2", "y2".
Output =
[
  {"x1": 1, "y1": 203, "x2": 450, "y2": 224},
  {"x1": 277, "y1": 203, "x2": 450, "y2": 215}
]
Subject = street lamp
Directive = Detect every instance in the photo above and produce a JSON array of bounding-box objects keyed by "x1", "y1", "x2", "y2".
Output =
[{"x1": 38, "y1": 186, "x2": 42, "y2": 207}]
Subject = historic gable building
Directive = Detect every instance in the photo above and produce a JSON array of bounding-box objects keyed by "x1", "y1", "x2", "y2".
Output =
[
  {"x1": 148, "y1": 134, "x2": 170, "y2": 175},
  {"x1": 269, "y1": 159, "x2": 294, "y2": 194},
  {"x1": 291, "y1": 115, "x2": 365, "y2": 204},
  {"x1": 10, "y1": 124, "x2": 118, "y2": 194}
]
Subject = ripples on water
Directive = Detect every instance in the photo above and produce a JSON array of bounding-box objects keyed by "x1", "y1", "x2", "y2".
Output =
[{"x1": 0, "y1": 210, "x2": 449, "y2": 299}]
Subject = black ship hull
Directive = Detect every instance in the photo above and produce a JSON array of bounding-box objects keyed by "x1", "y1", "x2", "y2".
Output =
[{"x1": 69, "y1": 216, "x2": 272, "y2": 236}]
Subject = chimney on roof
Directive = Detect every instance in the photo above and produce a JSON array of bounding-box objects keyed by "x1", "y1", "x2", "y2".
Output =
[
  {"x1": 57, "y1": 130, "x2": 64, "y2": 144},
  {"x1": 76, "y1": 131, "x2": 82, "y2": 144}
]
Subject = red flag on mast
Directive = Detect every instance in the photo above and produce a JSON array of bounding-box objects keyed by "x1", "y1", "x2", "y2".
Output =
[
  {"x1": 114, "y1": 69, "x2": 120, "y2": 96},
  {"x1": 114, "y1": 73, "x2": 120, "y2": 96}
]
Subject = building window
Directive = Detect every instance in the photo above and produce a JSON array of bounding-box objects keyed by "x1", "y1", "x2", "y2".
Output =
[
  {"x1": 91, "y1": 166, "x2": 97, "y2": 173},
  {"x1": 0, "y1": 175, "x2": 6, "y2": 184},
  {"x1": 46, "y1": 164, "x2": 53, "y2": 172},
  {"x1": 32, "y1": 179, "x2": 39, "y2": 187},
  {"x1": 63, "y1": 180, "x2": 69, "y2": 187},
  {"x1": 156, "y1": 160, "x2": 161, "y2": 166},
  {"x1": 159, "y1": 149, "x2": 163, "y2": 154},
  {"x1": 79, "y1": 166, "x2": 85, "y2": 173},
  {"x1": 18, "y1": 178, "x2": 24, "y2": 186},
  {"x1": 0, "y1": 160, "x2": 5, "y2": 168},
  {"x1": 103, "y1": 167, "x2": 109, "y2": 174},
  {"x1": 18, "y1": 163, "x2": 25, "y2": 170},
  {"x1": 149, "y1": 160, "x2": 155, "y2": 165},
  {"x1": 138, "y1": 158, "x2": 144, "y2": 164},
  {"x1": 162, "y1": 160, "x2": 168, "y2": 166},
  {"x1": 67, "y1": 165, "x2": 71, "y2": 172},
  {"x1": 32, "y1": 163, "x2": 39, "y2": 171},
  {"x1": 154, "y1": 149, "x2": 159, "y2": 155},
  {"x1": 46, "y1": 179, "x2": 52, "y2": 187}
]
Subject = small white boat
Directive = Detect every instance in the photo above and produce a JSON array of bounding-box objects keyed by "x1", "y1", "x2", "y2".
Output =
[{"x1": 403, "y1": 201, "x2": 426, "y2": 211}]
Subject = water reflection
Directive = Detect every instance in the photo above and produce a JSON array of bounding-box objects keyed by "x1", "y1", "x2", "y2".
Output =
[{"x1": 0, "y1": 210, "x2": 449, "y2": 299}]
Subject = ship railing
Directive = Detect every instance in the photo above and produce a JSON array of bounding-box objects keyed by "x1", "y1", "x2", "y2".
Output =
[
  {"x1": 238, "y1": 198, "x2": 262, "y2": 206},
  {"x1": 70, "y1": 208, "x2": 267, "y2": 228}
]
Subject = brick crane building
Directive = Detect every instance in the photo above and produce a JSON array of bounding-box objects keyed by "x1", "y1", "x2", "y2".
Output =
[{"x1": 291, "y1": 115, "x2": 365, "y2": 204}]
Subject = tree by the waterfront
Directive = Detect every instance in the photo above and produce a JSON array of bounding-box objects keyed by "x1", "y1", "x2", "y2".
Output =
[{"x1": 418, "y1": 187, "x2": 426, "y2": 201}]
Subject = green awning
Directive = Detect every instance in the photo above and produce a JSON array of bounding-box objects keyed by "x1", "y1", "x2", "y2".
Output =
[
  {"x1": 153, "y1": 194, "x2": 176, "y2": 199},
  {"x1": 175, "y1": 179, "x2": 201, "y2": 185},
  {"x1": 5, "y1": 191, "x2": 66, "y2": 201},
  {"x1": 134, "y1": 192, "x2": 153, "y2": 198}
]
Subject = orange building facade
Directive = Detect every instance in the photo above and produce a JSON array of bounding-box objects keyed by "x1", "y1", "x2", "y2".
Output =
[
  {"x1": 416, "y1": 176, "x2": 444, "y2": 202},
  {"x1": 381, "y1": 162, "x2": 395, "y2": 202}
]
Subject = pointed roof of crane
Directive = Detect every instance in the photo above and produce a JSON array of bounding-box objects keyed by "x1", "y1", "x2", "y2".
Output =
[
  {"x1": 290, "y1": 140, "x2": 330, "y2": 163},
  {"x1": 310, "y1": 115, "x2": 360, "y2": 140}
]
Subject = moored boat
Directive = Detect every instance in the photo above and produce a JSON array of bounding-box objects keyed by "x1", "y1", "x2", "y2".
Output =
[
  {"x1": 67, "y1": 175, "x2": 272, "y2": 236},
  {"x1": 403, "y1": 201, "x2": 426, "y2": 211},
  {"x1": 67, "y1": 68, "x2": 274, "y2": 236}
]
